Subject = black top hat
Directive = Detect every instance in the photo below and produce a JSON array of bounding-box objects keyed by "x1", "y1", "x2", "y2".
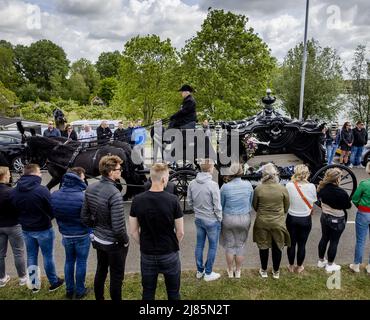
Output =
[{"x1": 178, "y1": 84, "x2": 194, "y2": 92}]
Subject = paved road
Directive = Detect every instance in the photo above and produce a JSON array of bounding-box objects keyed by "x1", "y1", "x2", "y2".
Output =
[{"x1": 4, "y1": 167, "x2": 370, "y2": 277}]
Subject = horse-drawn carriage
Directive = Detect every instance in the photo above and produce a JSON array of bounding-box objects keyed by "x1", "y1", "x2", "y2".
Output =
[
  {"x1": 15, "y1": 90, "x2": 357, "y2": 212},
  {"x1": 164, "y1": 90, "x2": 357, "y2": 212}
]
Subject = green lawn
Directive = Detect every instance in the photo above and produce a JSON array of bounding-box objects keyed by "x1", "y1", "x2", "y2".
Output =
[{"x1": 0, "y1": 268, "x2": 369, "y2": 300}]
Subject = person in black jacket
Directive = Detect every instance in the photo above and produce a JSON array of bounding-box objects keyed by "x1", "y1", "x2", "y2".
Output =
[
  {"x1": 169, "y1": 85, "x2": 197, "y2": 129},
  {"x1": 81, "y1": 155, "x2": 129, "y2": 301},
  {"x1": 11, "y1": 164, "x2": 64, "y2": 292},
  {"x1": 339, "y1": 122, "x2": 353, "y2": 166},
  {"x1": 0, "y1": 166, "x2": 27, "y2": 288},
  {"x1": 350, "y1": 121, "x2": 368, "y2": 168},
  {"x1": 96, "y1": 121, "x2": 113, "y2": 144},
  {"x1": 113, "y1": 121, "x2": 126, "y2": 142},
  {"x1": 61, "y1": 124, "x2": 78, "y2": 141},
  {"x1": 316, "y1": 168, "x2": 352, "y2": 273}
]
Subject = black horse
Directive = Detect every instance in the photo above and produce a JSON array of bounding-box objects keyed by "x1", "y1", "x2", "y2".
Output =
[
  {"x1": 17, "y1": 123, "x2": 147, "y2": 198},
  {"x1": 53, "y1": 108, "x2": 67, "y2": 131}
]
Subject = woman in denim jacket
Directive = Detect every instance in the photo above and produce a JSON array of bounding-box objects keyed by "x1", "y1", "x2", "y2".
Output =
[{"x1": 220, "y1": 163, "x2": 253, "y2": 278}]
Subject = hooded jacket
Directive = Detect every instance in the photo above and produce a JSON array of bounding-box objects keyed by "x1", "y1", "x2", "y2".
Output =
[
  {"x1": 0, "y1": 183, "x2": 18, "y2": 228},
  {"x1": 352, "y1": 127, "x2": 368, "y2": 147},
  {"x1": 51, "y1": 173, "x2": 89, "y2": 237},
  {"x1": 11, "y1": 175, "x2": 53, "y2": 231},
  {"x1": 188, "y1": 172, "x2": 222, "y2": 222}
]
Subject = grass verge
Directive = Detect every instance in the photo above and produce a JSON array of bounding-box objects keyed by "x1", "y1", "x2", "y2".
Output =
[{"x1": 0, "y1": 267, "x2": 369, "y2": 300}]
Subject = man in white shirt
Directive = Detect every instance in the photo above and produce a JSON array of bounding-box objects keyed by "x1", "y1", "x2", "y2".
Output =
[{"x1": 78, "y1": 125, "x2": 97, "y2": 145}]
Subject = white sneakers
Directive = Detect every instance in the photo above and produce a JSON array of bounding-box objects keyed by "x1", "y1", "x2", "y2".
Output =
[
  {"x1": 349, "y1": 264, "x2": 370, "y2": 274},
  {"x1": 196, "y1": 271, "x2": 221, "y2": 281},
  {"x1": 204, "y1": 272, "x2": 221, "y2": 282},
  {"x1": 318, "y1": 259, "x2": 341, "y2": 272},
  {"x1": 0, "y1": 274, "x2": 10, "y2": 288},
  {"x1": 349, "y1": 263, "x2": 361, "y2": 273},
  {"x1": 317, "y1": 259, "x2": 328, "y2": 268},
  {"x1": 235, "y1": 270, "x2": 241, "y2": 279},
  {"x1": 325, "y1": 263, "x2": 341, "y2": 273},
  {"x1": 272, "y1": 270, "x2": 280, "y2": 279},
  {"x1": 259, "y1": 269, "x2": 268, "y2": 278},
  {"x1": 227, "y1": 269, "x2": 234, "y2": 278},
  {"x1": 19, "y1": 275, "x2": 28, "y2": 286}
]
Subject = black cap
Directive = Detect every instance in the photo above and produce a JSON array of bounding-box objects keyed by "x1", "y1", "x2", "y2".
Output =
[{"x1": 178, "y1": 84, "x2": 194, "y2": 92}]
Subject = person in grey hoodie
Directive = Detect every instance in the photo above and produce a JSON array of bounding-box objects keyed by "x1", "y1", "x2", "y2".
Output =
[{"x1": 188, "y1": 159, "x2": 222, "y2": 282}]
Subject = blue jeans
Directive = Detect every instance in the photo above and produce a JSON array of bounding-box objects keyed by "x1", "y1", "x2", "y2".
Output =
[
  {"x1": 327, "y1": 144, "x2": 337, "y2": 165},
  {"x1": 350, "y1": 146, "x2": 364, "y2": 166},
  {"x1": 23, "y1": 228, "x2": 59, "y2": 285},
  {"x1": 194, "y1": 218, "x2": 221, "y2": 275},
  {"x1": 354, "y1": 211, "x2": 370, "y2": 264},
  {"x1": 141, "y1": 251, "x2": 181, "y2": 300},
  {"x1": 62, "y1": 235, "x2": 90, "y2": 296}
]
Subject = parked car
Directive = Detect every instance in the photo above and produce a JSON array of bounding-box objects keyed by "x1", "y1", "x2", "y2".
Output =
[{"x1": 0, "y1": 131, "x2": 29, "y2": 172}]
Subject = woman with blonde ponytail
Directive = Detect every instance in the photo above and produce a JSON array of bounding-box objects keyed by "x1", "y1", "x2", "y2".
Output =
[
  {"x1": 285, "y1": 165, "x2": 317, "y2": 273},
  {"x1": 317, "y1": 168, "x2": 351, "y2": 273}
]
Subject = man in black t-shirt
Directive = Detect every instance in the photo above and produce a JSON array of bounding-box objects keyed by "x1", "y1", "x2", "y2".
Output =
[{"x1": 129, "y1": 163, "x2": 184, "y2": 300}]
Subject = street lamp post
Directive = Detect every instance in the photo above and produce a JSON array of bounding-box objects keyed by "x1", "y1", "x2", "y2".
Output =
[{"x1": 299, "y1": 0, "x2": 310, "y2": 120}]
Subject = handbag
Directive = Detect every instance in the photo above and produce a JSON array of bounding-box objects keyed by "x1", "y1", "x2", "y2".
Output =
[{"x1": 293, "y1": 182, "x2": 317, "y2": 215}]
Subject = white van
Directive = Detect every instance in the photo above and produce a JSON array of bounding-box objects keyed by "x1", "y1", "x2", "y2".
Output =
[{"x1": 70, "y1": 120, "x2": 121, "y2": 134}]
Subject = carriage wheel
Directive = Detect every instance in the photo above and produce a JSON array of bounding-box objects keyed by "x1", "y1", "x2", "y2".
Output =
[
  {"x1": 169, "y1": 169, "x2": 197, "y2": 214},
  {"x1": 310, "y1": 164, "x2": 357, "y2": 197}
]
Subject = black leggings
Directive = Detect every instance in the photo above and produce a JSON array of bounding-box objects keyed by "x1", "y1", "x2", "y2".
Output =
[
  {"x1": 318, "y1": 213, "x2": 346, "y2": 263},
  {"x1": 259, "y1": 240, "x2": 282, "y2": 271},
  {"x1": 286, "y1": 215, "x2": 312, "y2": 266}
]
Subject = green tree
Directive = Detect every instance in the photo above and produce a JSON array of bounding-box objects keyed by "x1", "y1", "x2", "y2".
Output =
[
  {"x1": 112, "y1": 35, "x2": 180, "y2": 124},
  {"x1": 17, "y1": 83, "x2": 39, "y2": 102},
  {"x1": 71, "y1": 58, "x2": 100, "y2": 95},
  {"x1": 275, "y1": 39, "x2": 344, "y2": 120},
  {"x1": 14, "y1": 40, "x2": 69, "y2": 97},
  {"x1": 67, "y1": 73, "x2": 90, "y2": 105},
  {"x1": 181, "y1": 9, "x2": 276, "y2": 120},
  {"x1": 98, "y1": 77, "x2": 118, "y2": 105},
  {"x1": 347, "y1": 44, "x2": 370, "y2": 129},
  {"x1": 96, "y1": 51, "x2": 121, "y2": 78},
  {"x1": 0, "y1": 46, "x2": 21, "y2": 90},
  {"x1": 0, "y1": 81, "x2": 17, "y2": 116}
]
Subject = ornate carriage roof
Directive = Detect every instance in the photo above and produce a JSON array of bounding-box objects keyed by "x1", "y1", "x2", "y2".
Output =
[{"x1": 220, "y1": 90, "x2": 326, "y2": 170}]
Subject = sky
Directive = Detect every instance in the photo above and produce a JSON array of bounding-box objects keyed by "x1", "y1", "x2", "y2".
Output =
[{"x1": 0, "y1": 0, "x2": 368, "y2": 70}]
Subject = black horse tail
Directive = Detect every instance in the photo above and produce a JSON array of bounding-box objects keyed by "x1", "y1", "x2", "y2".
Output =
[
  {"x1": 16, "y1": 121, "x2": 26, "y2": 144},
  {"x1": 16, "y1": 121, "x2": 24, "y2": 135}
]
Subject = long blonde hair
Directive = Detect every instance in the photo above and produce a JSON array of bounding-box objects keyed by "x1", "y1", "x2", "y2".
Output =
[
  {"x1": 261, "y1": 163, "x2": 279, "y2": 184},
  {"x1": 317, "y1": 168, "x2": 342, "y2": 192},
  {"x1": 291, "y1": 164, "x2": 310, "y2": 183}
]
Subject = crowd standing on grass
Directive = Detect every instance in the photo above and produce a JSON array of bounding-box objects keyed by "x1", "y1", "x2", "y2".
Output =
[{"x1": 1, "y1": 156, "x2": 370, "y2": 299}]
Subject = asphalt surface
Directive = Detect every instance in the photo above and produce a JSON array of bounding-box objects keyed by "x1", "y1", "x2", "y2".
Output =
[{"x1": 4, "y1": 165, "x2": 370, "y2": 278}]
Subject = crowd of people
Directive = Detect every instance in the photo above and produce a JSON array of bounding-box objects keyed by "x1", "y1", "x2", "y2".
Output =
[
  {"x1": 0, "y1": 156, "x2": 369, "y2": 300},
  {"x1": 43, "y1": 120, "x2": 148, "y2": 148},
  {"x1": 324, "y1": 120, "x2": 368, "y2": 167}
]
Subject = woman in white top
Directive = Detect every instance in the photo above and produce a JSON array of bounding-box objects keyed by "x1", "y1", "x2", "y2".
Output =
[{"x1": 285, "y1": 164, "x2": 317, "y2": 273}]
